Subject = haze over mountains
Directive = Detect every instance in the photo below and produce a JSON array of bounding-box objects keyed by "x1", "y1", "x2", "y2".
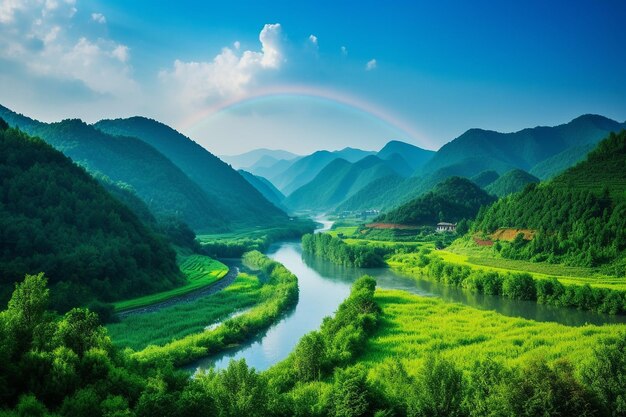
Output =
[{"x1": 233, "y1": 114, "x2": 624, "y2": 214}]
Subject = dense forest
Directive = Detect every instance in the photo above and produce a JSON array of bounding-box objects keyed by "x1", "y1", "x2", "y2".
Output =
[
  {"x1": 484, "y1": 169, "x2": 539, "y2": 197},
  {"x1": 377, "y1": 177, "x2": 496, "y2": 226},
  {"x1": 302, "y1": 233, "x2": 387, "y2": 267},
  {"x1": 0, "y1": 121, "x2": 182, "y2": 310},
  {"x1": 0, "y1": 106, "x2": 229, "y2": 232},
  {"x1": 474, "y1": 131, "x2": 626, "y2": 273}
]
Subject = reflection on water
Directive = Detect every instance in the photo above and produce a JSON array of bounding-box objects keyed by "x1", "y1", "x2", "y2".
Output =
[{"x1": 189, "y1": 240, "x2": 626, "y2": 373}]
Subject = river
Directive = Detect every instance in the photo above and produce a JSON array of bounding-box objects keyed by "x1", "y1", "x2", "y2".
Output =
[{"x1": 189, "y1": 239, "x2": 626, "y2": 373}]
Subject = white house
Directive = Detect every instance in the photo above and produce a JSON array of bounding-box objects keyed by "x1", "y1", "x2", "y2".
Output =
[{"x1": 436, "y1": 222, "x2": 456, "y2": 233}]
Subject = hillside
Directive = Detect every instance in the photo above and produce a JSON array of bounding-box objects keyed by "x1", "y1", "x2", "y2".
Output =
[
  {"x1": 284, "y1": 155, "x2": 398, "y2": 211},
  {"x1": 377, "y1": 177, "x2": 496, "y2": 226},
  {"x1": 95, "y1": 117, "x2": 289, "y2": 229},
  {"x1": 474, "y1": 130, "x2": 626, "y2": 271},
  {"x1": 0, "y1": 106, "x2": 227, "y2": 232},
  {"x1": 421, "y1": 114, "x2": 625, "y2": 178},
  {"x1": 529, "y1": 143, "x2": 596, "y2": 179},
  {"x1": 377, "y1": 140, "x2": 435, "y2": 171},
  {"x1": 239, "y1": 170, "x2": 287, "y2": 211},
  {"x1": 272, "y1": 148, "x2": 375, "y2": 194},
  {"x1": 0, "y1": 120, "x2": 182, "y2": 309},
  {"x1": 471, "y1": 170, "x2": 500, "y2": 188},
  {"x1": 335, "y1": 174, "x2": 406, "y2": 212},
  {"x1": 485, "y1": 169, "x2": 540, "y2": 197}
]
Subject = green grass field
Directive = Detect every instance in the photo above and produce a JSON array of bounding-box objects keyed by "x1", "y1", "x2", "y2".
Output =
[
  {"x1": 107, "y1": 272, "x2": 264, "y2": 350},
  {"x1": 113, "y1": 253, "x2": 228, "y2": 311},
  {"x1": 363, "y1": 289, "x2": 625, "y2": 377},
  {"x1": 436, "y1": 241, "x2": 626, "y2": 290}
]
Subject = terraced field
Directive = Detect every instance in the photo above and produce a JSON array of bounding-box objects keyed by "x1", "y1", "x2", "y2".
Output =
[{"x1": 113, "y1": 253, "x2": 228, "y2": 311}]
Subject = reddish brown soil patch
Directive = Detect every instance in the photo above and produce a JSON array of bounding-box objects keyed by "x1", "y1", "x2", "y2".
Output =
[
  {"x1": 491, "y1": 228, "x2": 536, "y2": 241},
  {"x1": 473, "y1": 237, "x2": 494, "y2": 246}
]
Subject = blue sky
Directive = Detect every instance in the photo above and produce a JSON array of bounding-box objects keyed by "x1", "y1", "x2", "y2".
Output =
[{"x1": 1, "y1": 0, "x2": 625, "y2": 154}]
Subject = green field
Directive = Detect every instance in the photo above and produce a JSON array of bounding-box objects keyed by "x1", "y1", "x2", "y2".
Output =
[
  {"x1": 436, "y1": 241, "x2": 626, "y2": 290},
  {"x1": 107, "y1": 272, "x2": 264, "y2": 350},
  {"x1": 363, "y1": 288, "x2": 625, "y2": 375},
  {"x1": 113, "y1": 253, "x2": 228, "y2": 311}
]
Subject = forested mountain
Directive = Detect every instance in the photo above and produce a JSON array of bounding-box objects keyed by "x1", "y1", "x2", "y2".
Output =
[
  {"x1": 377, "y1": 177, "x2": 495, "y2": 225},
  {"x1": 471, "y1": 170, "x2": 500, "y2": 188},
  {"x1": 377, "y1": 140, "x2": 435, "y2": 171},
  {"x1": 0, "y1": 105, "x2": 227, "y2": 232},
  {"x1": 529, "y1": 143, "x2": 597, "y2": 179},
  {"x1": 474, "y1": 130, "x2": 626, "y2": 272},
  {"x1": 95, "y1": 117, "x2": 289, "y2": 229},
  {"x1": 251, "y1": 157, "x2": 299, "y2": 180},
  {"x1": 285, "y1": 155, "x2": 400, "y2": 211},
  {"x1": 0, "y1": 120, "x2": 182, "y2": 310},
  {"x1": 238, "y1": 170, "x2": 287, "y2": 211},
  {"x1": 334, "y1": 174, "x2": 406, "y2": 212},
  {"x1": 219, "y1": 148, "x2": 299, "y2": 169},
  {"x1": 272, "y1": 148, "x2": 376, "y2": 195},
  {"x1": 421, "y1": 114, "x2": 625, "y2": 179},
  {"x1": 485, "y1": 169, "x2": 540, "y2": 197}
]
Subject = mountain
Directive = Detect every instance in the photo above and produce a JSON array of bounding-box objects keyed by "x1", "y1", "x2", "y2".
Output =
[
  {"x1": 334, "y1": 174, "x2": 406, "y2": 212},
  {"x1": 377, "y1": 177, "x2": 496, "y2": 226},
  {"x1": 0, "y1": 120, "x2": 182, "y2": 309},
  {"x1": 471, "y1": 170, "x2": 500, "y2": 188},
  {"x1": 529, "y1": 143, "x2": 596, "y2": 179},
  {"x1": 219, "y1": 148, "x2": 299, "y2": 169},
  {"x1": 474, "y1": 130, "x2": 626, "y2": 272},
  {"x1": 284, "y1": 155, "x2": 398, "y2": 211},
  {"x1": 251, "y1": 157, "x2": 300, "y2": 180},
  {"x1": 95, "y1": 117, "x2": 289, "y2": 229},
  {"x1": 377, "y1": 140, "x2": 435, "y2": 171},
  {"x1": 239, "y1": 170, "x2": 286, "y2": 211},
  {"x1": 0, "y1": 105, "x2": 227, "y2": 232},
  {"x1": 485, "y1": 169, "x2": 540, "y2": 197},
  {"x1": 421, "y1": 114, "x2": 625, "y2": 179},
  {"x1": 273, "y1": 147, "x2": 376, "y2": 195}
]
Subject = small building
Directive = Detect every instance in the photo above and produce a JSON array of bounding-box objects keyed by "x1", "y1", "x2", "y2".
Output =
[{"x1": 436, "y1": 222, "x2": 456, "y2": 233}]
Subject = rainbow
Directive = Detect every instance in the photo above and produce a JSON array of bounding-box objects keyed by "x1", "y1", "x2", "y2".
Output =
[{"x1": 179, "y1": 85, "x2": 436, "y2": 149}]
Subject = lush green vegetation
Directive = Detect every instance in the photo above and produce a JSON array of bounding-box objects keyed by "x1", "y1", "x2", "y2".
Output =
[
  {"x1": 198, "y1": 220, "x2": 315, "y2": 258},
  {"x1": 131, "y1": 251, "x2": 299, "y2": 366},
  {"x1": 377, "y1": 140, "x2": 435, "y2": 171},
  {"x1": 112, "y1": 253, "x2": 228, "y2": 312},
  {"x1": 474, "y1": 131, "x2": 626, "y2": 274},
  {"x1": 302, "y1": 233, "x2": 388, "y2": 267},
  {"x1": 108, "y1": 272, "x2": 263, "y2": 350},
  {"x1": 377, "y1": 177, "x2": 496, "y2": 226},
  {"x1": 0, "y1": 121, "x2": 182, "y2": 310},
  {"x1": 389, "y1": 250, "x2": 626, "y2": 314},
  {"x1": 484, "y1": 168, "x2": 539, "y2": 197},
  {"x1": 94, "y1": 117, "x2": 290, "y2": 229}
]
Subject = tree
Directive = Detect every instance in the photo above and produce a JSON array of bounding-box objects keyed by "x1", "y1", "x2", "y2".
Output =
[
  {"x1": 293, "y1": 331, "x2": 326, "y2": 381},
  {"x1": 582, "y1": 333, "x2": 626, "y2": 415},
  {"x1": 409, "y1": 355, "x2": 466, "y2": 417},
  {"x1": 330, "y1": 365, "x2": 370, "y2": 417}
]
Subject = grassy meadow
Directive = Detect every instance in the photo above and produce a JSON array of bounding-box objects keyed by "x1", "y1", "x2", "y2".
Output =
[{"x1": 363, "y1": 288, "x2": 626, "y2": 375}]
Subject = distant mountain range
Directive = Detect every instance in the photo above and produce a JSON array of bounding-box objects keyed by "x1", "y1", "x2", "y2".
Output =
[{"x1": 219, "y1": 148, "x2": 300, "y2": 170}]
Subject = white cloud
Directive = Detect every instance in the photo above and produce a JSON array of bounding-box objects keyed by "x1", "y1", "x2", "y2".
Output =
[
  {"x1": 159, "y1": 23, "x2": 284, "y2": 107},
  {"x1": 366, "y1": 58, "x2": 377, "y2": 71},
  {"x1": 341, "y1": 46, "x2": 347, "y2": 55},
  {"x1": 91, "y1": 12, "x2": 105, "y2": 24},
  {"x1": 234, "y1": 40, "x2": 240, "y2": 50},
  {"x1": 0, "y1": 0, "x2": 136, "y2": 97},
  {"x1": 309, "y1": 34, "x2": 318, "y2": 46}
]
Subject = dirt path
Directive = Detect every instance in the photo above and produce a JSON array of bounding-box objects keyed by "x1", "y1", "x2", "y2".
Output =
[{"x1": 117, "y1": 265, "x2": 240, "y2": 319}]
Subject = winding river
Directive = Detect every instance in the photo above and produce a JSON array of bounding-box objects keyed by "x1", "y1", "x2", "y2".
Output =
[{"x1": 189, "y1": 236, "x2": 626, "y2": 373}]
